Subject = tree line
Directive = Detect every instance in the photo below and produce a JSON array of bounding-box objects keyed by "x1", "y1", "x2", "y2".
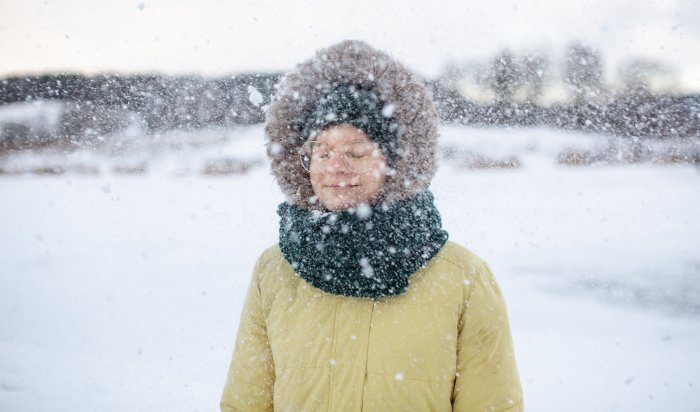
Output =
[
  {"x1": 430, "y1": 42, "x2": 699, "y2": 139},
  {"x1": 0, "y1": 49, "x2": 698, "y2": 150}
]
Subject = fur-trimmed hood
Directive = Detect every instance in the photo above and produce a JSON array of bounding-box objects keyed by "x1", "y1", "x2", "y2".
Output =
[{"x1": 264, "y1": 40, "x2": 439, "y2": 210}]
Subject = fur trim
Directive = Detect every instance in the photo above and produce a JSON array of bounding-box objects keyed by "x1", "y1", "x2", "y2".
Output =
[{"x1": 264, "y1": 40, "x2": 439, "y2": 210}]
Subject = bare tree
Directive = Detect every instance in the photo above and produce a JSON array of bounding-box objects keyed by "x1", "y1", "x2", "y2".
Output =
[
  {"x1": 490, "y1": 50, "x2": 520, "y2": 104},
  {"x1": 520, "y1": 54, "x2": 549, "y2": 103},
  {"x1": 618, "y1": 58, "x2": 669, "y2": 95},
  {"x1": 564, "y1": 42, "x2": 603, "y2": 104}
]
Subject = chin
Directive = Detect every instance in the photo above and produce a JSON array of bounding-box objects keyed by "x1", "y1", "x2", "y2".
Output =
[
  {"x1": 323, "y1": 200, "x2": 355, "y2": 212},
  {"x1": 320, "y1": 195, "x2": 359, "y2": 211}
]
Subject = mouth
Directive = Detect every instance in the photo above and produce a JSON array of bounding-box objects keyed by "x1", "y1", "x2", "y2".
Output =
[{"x1": 326, "y1": 184, "x2": 359, "y2": 189}]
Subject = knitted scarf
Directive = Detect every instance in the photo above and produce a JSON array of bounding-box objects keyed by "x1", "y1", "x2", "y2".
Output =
[{"x1": 278, "y1": 190, "x2": 449, "y2": 298}]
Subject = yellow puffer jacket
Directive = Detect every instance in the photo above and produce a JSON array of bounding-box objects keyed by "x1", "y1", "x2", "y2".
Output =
[{"x1": 220, "y1": 241, "x2": 523, "y2": 411}]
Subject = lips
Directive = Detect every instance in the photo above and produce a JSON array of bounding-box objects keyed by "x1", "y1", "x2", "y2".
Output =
[{"x1": 326, "y1": 184, "x2": 359, "y2": 189}]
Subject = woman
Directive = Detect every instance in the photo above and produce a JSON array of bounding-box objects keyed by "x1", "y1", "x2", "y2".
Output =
[{"x1": 221, "y1": 40, "x2": 523, "y2": 411}]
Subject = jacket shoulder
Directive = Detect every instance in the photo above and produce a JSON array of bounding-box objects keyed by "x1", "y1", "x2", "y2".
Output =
[
  {"x1": 435, "y1": 241, "x2": 488, "y2": 274},
  {"x1": 252, "y1": 243, "x2": 291, "y2": 284},
  {"x1": 251, "y1": 244, "x2": 301, "y2": 303},
  {"x1": 255, "y1": 244, "x2": 284, "y2": 269},
  {"x1": 432, "y1": 241, "x2": 502, "y2": 299}
]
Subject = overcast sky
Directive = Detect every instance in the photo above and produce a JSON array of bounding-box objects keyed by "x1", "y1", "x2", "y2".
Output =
[{"x1": 1, "y1": 0, "x2": 698, "y2": 89}]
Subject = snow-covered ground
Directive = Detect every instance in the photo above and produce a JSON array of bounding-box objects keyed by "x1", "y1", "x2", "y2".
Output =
[{"x1": 1, "y1": 125, "x2": 699, "y2": 411}]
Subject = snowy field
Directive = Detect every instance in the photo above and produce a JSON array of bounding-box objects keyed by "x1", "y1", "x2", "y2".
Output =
[{"x1": 1, "y1": 125, "x2": 700, "y2": 411}]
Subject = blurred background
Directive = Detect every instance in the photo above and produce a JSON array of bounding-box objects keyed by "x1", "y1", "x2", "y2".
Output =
[{"x1": 1, "y1": 1, "x2": 699, "y2": 411}]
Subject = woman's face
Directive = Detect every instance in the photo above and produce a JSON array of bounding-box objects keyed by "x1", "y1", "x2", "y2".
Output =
[{"x1": 307, "y1": 124, "x2": 388, "y2": 211}]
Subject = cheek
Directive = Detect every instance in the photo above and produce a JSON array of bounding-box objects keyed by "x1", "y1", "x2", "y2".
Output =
[
  {"x1": 309, "y1": 173, "x2": 322, "y2": 193},
  {"x1": 362, "y1": 170, "x2": 386, "y2": 193}
]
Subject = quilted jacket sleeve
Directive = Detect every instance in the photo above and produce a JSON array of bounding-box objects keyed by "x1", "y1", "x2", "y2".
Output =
[
  {"x1": 452, "y1": 261, "x2": 524, "y2": 411},
  {"x1": 220, "y1": 254, "x2": 275, "y2": 412}
]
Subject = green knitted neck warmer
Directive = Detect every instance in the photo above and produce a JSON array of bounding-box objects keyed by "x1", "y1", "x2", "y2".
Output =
[{"x1": 277, "y1": 190, "x2": 449, "y2": 298}]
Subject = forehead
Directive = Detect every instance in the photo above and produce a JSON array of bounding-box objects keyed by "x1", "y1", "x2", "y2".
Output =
[{"x1": 314, "y1": 124, "x2": 372, "y2": 145}]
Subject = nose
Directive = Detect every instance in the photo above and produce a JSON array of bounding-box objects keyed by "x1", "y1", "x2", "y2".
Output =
[{"x1": 324, "y1": 151, "x2": 350, "y2": 173}]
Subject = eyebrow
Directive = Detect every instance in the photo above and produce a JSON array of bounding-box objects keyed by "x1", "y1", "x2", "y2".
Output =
[{"x1": 312, "y1": 139, "x2": 374, "y2": 146}]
